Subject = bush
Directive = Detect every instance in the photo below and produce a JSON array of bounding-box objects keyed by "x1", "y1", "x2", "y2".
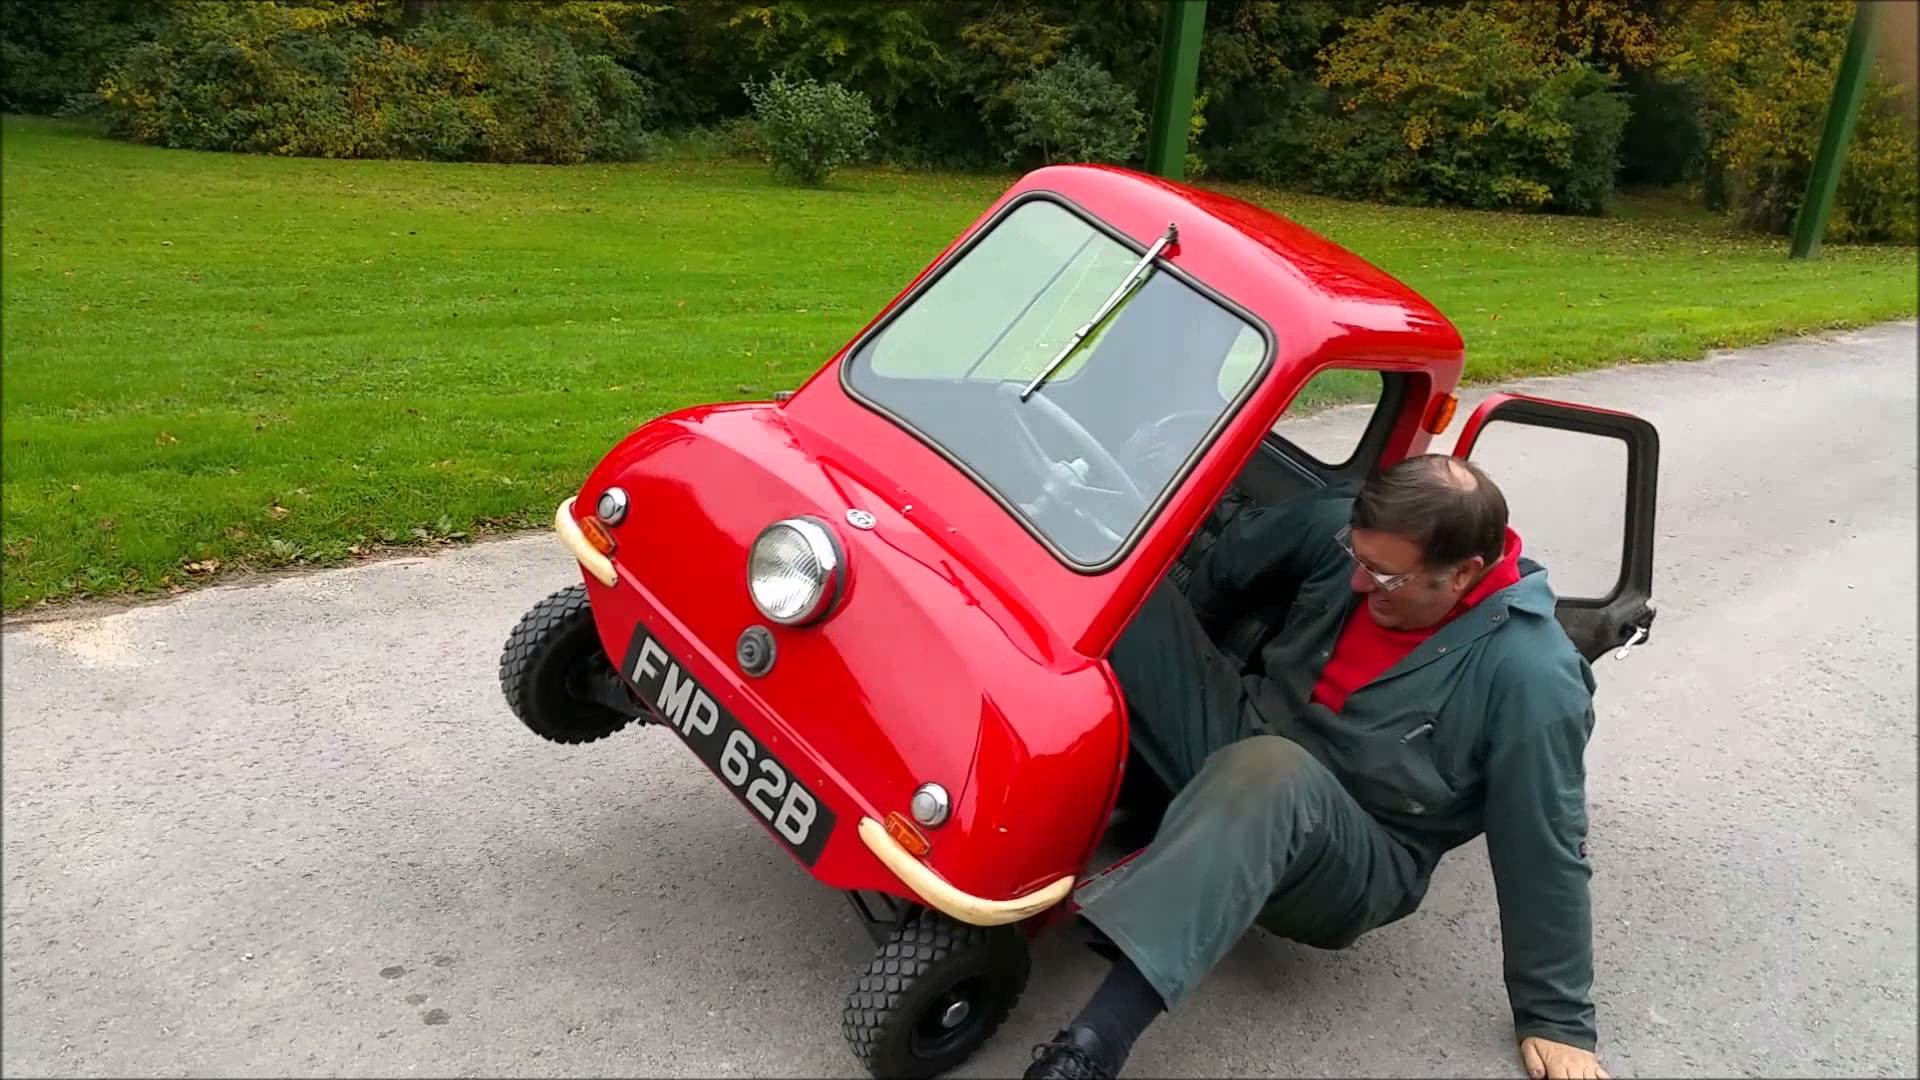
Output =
[
  {"x1": 393, "y1": 13, "x2": 654, "y2": 164},
  {"x1": 1307, "y1": 3, "x2": 1631, "y2": 214},
  {"x1": 94, "y1": 1, "x2": 652, "y2": 164},
  {"x1": 1553, "y1": 64, "x2": 1636, "y2": 214},
  {"x1": 1676, "y1": 0, "x2": 1917, "y2": 244},
  {"x1": 0, "y1": 0, "x2": 164, "y2": 114},
  {"x1": 742, "y1": 74, "x2": 876, "y2": 185},
  {"x1": 1004, "y1": 51, "x2": 1142, "y2": 166}
]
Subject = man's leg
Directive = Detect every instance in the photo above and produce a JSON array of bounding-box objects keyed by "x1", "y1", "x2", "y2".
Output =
[
  {"x1": 1017, "y1": 579, "x2": 1267, "y2": 1079},
  {"x1": 1026, "y1": 736, "x2": 1421, "y2": 1079},
  {"x1": 1105, "y1": 578, "x2": 1266, "y2": 792}
]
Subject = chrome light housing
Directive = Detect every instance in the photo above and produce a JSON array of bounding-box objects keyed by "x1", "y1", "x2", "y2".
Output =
[
  {"x1": 595, "y1": 486, "x2": 629, "y2": 525},
  {"x1": 910, "y1": 783, "x2": 950, "y2": 828},
  {"x1": 747, "y1": 516, "x2": 845, "y2": 626}
]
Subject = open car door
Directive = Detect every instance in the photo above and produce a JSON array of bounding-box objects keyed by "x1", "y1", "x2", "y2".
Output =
[{"x1": 1452, "y1": 393, "x2": 1659, "y2": 664}]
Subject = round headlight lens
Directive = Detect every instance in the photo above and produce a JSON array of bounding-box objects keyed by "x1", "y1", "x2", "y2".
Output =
[{"x1": 748, "y1": 517, "x2": 843, "y2": 625}]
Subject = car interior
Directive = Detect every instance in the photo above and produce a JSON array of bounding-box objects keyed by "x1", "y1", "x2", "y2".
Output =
[
  {"x1": 1164, "y1": 368, "x2": 1402, "y2": 668},
  {"x1": 1092, "y1": 366, "x2": 1405, "y2": 850}
]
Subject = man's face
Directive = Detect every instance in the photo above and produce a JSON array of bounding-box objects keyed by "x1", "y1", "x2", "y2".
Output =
[{"x1": 1344, "y1": 527, "x2": 1481, "y2": 630}]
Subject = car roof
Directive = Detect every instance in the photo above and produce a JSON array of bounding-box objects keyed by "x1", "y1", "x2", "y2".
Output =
[{"x1": 996, "y1": 164, "x2": 1465, "y2": 382}]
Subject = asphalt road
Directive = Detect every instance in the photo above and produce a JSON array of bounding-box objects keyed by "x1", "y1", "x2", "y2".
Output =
[{"x1": 4, "y1": 320, "x2": 1915, "y2": 1079}]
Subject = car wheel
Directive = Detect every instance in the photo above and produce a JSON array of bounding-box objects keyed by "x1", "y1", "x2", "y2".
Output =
[
  {"x1": 498, "y1": 583, "x2": 641, "y2": 744},
  {"x1": 842, "y1": 911, "x2": 1031, "y2": 1079}
]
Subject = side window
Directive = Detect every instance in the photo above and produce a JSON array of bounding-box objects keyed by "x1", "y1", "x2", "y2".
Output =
[{"x1": 1267, "y1": 368, "x2": 1387, "y2": 468}]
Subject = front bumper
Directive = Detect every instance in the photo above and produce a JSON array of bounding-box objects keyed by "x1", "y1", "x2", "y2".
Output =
[{"x1": 855, "y1": 817, "x2": 1076, "y2": 926}]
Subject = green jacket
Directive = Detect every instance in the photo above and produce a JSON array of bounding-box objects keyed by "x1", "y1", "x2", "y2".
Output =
[{"x1": 1187, "y1": 482, "x2": 1600, "y2": 1051}]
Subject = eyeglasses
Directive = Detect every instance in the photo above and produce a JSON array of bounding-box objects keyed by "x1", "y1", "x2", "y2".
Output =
[{"x1": 1335, "y1": 525, "x2": 1415, "y2": 593}]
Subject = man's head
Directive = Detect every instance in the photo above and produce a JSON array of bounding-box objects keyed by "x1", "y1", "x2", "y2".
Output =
[{"x1": 1342, "y1": 454, "x2": 1509, "y2": 630}]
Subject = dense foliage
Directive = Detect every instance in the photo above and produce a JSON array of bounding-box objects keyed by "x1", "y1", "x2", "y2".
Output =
[
  {"x1": 1673, "y1": 0, "x2": 1916, "y2": 243},
  {"x1": 90, "y1": 1, "x2": 651, "y2": 163},
  {"x1": 0, "y1": 0, "x2": 166, "y2": 113},
  {"x1": 3, "y1": 0, "x2": 1913, "y2": 236},
  {"x1": 1309, "y1": 3, "x2": 1632, "y2": 213}
]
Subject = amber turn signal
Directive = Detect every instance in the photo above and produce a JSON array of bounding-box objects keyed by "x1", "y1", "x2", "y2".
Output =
[
  {"x1": 578, "y1": 513, "x2": 617, "y2": 557},
  {"x1": 883, "y1": 811, "x2": 931, "y2": 857},
  {"x1": 1425, "y1": 393, "x2": 1459, "y2": 434}
]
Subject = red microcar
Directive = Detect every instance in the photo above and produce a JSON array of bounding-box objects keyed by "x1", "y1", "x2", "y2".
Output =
[{"x1": 497, "y1": 164, "x2": 1660, "y2": 1078}]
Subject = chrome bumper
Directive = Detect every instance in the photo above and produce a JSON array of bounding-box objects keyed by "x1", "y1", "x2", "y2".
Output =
[{"x1": 856, "y1": 817, "x2": 1075, "y2": 927}]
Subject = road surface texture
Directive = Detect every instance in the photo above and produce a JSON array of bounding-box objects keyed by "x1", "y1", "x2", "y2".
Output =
[{"x1": 4, "y1": 320, "x2": 1915, "y2": 1078}]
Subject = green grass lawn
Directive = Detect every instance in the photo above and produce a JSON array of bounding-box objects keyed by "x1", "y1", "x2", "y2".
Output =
[{"x1": 4, "y1": 114, "x2": 1915, "y2": 611}]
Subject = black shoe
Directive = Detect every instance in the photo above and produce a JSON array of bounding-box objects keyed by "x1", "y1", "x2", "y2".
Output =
[{"x1": 1023, "y1": 1024, "x2": 1120, "y2": 1079}]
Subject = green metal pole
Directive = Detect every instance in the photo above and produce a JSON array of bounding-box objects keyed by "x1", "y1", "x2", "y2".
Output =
[
  {"x1": 1144, "y1": 0, "x2": 1208, "y2": 180},
  {"x1": 1790, "y1": 0, "x2": 1881, "y2": 259}
]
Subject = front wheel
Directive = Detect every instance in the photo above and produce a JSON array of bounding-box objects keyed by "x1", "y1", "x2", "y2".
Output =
[
  {"x1": 498, "y1": 583, "x2": 642, "y2": 744},
  {"x1": 842, "y1": 911, "x2": 1031, "y2": 1079}
]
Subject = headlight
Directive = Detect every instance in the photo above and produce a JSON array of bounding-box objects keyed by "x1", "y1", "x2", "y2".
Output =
[{"x1": 748, "y1": 517, "x2": 845, "y2": 626}]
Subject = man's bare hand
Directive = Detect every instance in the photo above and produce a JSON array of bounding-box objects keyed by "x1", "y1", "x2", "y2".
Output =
[{"x1": 1519, "y1": 1036, "x2": 1611, "y2": 1079}]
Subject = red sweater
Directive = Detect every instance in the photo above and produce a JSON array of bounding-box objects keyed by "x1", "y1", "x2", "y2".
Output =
[{"x1": 1311, "y1": 528, "x2": 1523, "y2": 713}]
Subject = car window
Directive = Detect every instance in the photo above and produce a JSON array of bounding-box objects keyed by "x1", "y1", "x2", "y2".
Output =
[
  {"x1": 845, "y1": 196, "x2": 1272, "y2": 568},
  {"x1": 1266, "y1": 368, "x2": 1386, "y2": 468}
]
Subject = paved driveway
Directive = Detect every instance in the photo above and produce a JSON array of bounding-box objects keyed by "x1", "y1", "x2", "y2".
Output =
[{"x1": 4, "y1": 320, "x2": 1914, "y2": 1077}]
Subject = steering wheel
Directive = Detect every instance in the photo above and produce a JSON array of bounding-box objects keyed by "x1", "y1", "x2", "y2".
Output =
[
  {"x1": 1120, "y1": 408, "x2": 1224, "y2": 480},
  {"x1": 995, "y1": 381, "x2": 1148, "y2": 542}
]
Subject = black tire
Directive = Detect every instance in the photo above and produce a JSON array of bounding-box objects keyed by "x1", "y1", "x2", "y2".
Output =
[
  {"x1": 842, "y1": 911, "x2": 1031, "y2": 1079},
  {"x1": 498, "y1": 583, "x2": 638, "y2": 745}
]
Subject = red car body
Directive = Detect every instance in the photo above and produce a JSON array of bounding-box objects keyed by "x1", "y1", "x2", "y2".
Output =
[{"x1": 549, "y1": 164, "x2": 1486, "y2": 926}]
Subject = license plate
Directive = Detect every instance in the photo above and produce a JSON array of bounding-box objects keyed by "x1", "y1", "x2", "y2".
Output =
[{"x1": 622, "y1": 623, "x2": 835, "y2": 866}]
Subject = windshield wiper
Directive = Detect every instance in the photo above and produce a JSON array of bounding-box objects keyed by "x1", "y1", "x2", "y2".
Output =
[{"x1": 1020, "y1": 221, "x2": 1178, "y2": 401}]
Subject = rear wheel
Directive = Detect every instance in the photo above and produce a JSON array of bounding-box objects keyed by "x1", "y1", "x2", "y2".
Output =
[
  {"x1": 842, "y1": 911, "x2": 1031, "y2": 1079},
  {"x1": 498, "y1": 583, "x2": 642, "y2": 744}
]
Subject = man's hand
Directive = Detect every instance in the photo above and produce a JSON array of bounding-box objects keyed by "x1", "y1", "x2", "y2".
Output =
[{"x1": 1519, "y1": 1036, "x2": 1610, "y2": 1079}]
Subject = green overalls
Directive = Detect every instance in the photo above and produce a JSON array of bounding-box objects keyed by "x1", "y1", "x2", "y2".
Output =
[{"x1": 1076, "y1": 484, "x2": 1601, "y2": 1051}]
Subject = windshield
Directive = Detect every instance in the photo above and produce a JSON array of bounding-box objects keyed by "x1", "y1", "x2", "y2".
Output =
[{"x1": 844, "y1": 196, "x2": 1271, "y2": 567}]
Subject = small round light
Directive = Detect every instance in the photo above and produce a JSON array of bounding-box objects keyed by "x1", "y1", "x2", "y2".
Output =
[
  {"x1": 910, "y1": 783, "x2": 950, "y2": 828},
  {"x1": 747, "y1": 517, "x2": 844, "y2": 626},
  {"x1": 595, "y1": 487, "x2": 629, "y2": 525}
]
